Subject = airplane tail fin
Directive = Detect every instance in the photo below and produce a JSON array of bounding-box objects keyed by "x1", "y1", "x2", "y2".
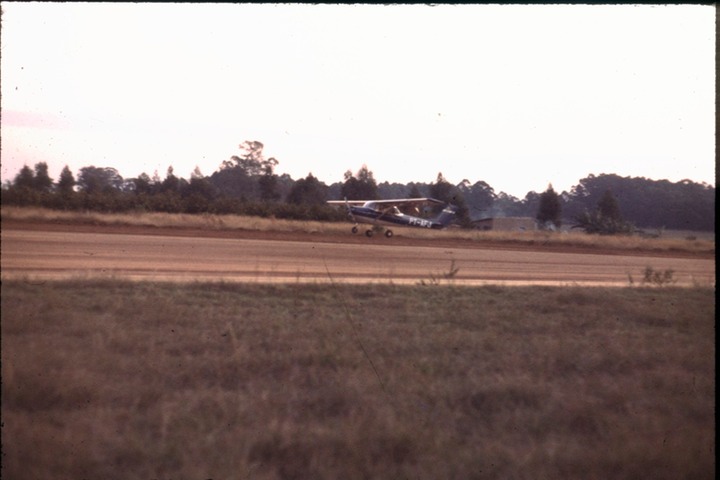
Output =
[
  {"x1": 343, "y1": 197, "x2": 356, "y2": 222},
  {"x1": 433, "y1": 205, "x2": 458, "y2": 227}
]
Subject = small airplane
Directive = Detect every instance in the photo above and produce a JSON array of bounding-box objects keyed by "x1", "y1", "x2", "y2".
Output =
[{"x1": 327, "y1": 197, "x2": 458, "y2": 237}]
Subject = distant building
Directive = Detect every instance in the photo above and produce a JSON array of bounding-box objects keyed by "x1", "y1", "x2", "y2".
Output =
[{"x1": 472, "y1": 217, "x2": 537, "y2": 232}]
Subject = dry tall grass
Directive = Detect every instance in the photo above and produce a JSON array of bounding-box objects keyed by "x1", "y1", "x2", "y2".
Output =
[
  {"x1": 1, "y1": 206, "x2": 714, "y2": 255},
  {"x1": 0, "y1": 205, "x2": 345, "y2": 233},
  {"x1": 2, "y1": 281, "x2": 714, "y2": 479}
]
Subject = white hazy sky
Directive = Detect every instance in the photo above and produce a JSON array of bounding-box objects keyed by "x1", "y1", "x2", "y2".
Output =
[{"x1": 1, "y1": 3, "x2": 715, "y2": 197}]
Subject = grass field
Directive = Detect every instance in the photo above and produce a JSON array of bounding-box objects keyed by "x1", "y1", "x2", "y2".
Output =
[
  {"x1": 2, "y1": 206, "x2": 714, "y2": 255},
  {"x1": 1, "y1": 281, "x2": 714, "y2": 479}
]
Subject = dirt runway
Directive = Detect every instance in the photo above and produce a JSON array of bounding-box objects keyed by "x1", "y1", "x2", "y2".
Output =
[{"x1": 1, "y1": 226, "x2": 714, "y2": 286}]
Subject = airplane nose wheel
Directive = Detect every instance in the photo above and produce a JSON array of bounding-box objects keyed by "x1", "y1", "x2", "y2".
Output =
[
  {"x1": 351, "y1": 226, "x2": 358, "y2": 234},
  {"x1": 385, "y1": 229, "x2": 394, "y2": 238}
]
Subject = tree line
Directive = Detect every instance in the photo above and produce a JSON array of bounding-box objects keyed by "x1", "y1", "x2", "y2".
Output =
[{"x1": 2, "y1": 140, "x2": 714, "y2": 232}]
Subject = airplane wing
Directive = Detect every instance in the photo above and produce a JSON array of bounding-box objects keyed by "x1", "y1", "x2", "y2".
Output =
[
  {"x1": 366, "y1": 198, "x2": 448, "y2": 207},
  {"x1": 327, "y1": 198, "x2": 448, "y2": 208},
  {"x1": 326, "y1": 200, "x2": 367, "y2": 206}
]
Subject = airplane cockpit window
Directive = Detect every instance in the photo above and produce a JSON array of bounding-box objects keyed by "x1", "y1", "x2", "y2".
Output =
[{"x1": 392, "y1": 206, "x2": 402, "y2": 215}]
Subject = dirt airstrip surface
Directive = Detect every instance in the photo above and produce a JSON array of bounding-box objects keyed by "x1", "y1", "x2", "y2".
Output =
[{"x1": 1, "y1": 223, "x2": 714, "y2": 286}]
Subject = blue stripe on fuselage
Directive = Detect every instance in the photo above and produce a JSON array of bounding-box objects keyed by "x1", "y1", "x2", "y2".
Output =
[{"x1": 350, "y1": 207, "x2": 439, "y2": 229}]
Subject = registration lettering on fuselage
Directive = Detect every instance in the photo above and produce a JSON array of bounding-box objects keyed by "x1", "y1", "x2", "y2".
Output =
[{"x1": 408, "y1": 217, "x2": 432, "y2": 228}]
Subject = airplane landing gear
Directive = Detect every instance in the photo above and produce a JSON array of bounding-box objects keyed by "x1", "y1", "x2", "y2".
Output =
[{"x1": 352, "y1": 225, "x2": 393, "y2": 239}]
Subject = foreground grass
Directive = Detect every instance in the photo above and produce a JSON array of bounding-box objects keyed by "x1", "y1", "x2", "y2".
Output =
[
  {"x1": 1, "y1": 281, "x2": 714, "y2": 479},
  {"x1": 2, "y1": 205, "x2": 714, "y2": 255}
]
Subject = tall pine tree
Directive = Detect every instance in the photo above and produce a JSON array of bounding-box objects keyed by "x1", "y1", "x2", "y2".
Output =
[{"x1": 536, "y1": 184, "x2": 562, "y2": 229}]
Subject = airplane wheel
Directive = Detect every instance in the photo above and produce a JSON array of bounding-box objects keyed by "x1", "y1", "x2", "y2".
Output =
[
  {"x1": 365, "y1": 229, "x2": 374, "y2": 237},
  {"x1": 351, "y1": 226, "x2": 358, "y2": 234},
  {"x1": 385, "y1": 229, "x2": 394, "y2": 238}
]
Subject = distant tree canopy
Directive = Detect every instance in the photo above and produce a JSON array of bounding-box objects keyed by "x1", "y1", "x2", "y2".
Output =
[
  {"x1": 428, "y1": 172, "x2": 472, "y2": 227},
  {"x1": 1, "y1": 147, "x2": 714, "y2": 232},
  {"x1": 406, "y1": 184, "x2": 423, "y2": 199},
  {"x1": 457, "y1": 180, "x2": 496, "y2": 218},
  {"x1": 573, "y1": 188, "x2": 634, "y2": 235},
  {"x1": 562, "y1": 174, "x2": 714, "y2": 231},
  {"x1": 33, "y1": 162, "x2": 53, "y2": 192},
  {"x1": 220, "y1": 141, "x2": 275, "y2": 175},
  {"x1": 429, "y1": 173, "x2": 453, "y2": 203},
  {"x1": 341, "y1": 165, "x2": 378, "y2": 200},
  {"x1": 13, "y1": 165, "x2": 36, "y2": 190},
  {"x1": 287, "y1": 173, "x2": 328, "y2": 206},
  {"x1": 160, "y1": 166, "x2": 182, "y2": 193},
  {"x1": 597, "y1": 188, "x2": 622, "y2": 221},
  {"x1": 57, "y1": 165, "x2": 76, "y2": 195},
  {"x1": 11, "y1": 162, "x2": 53, "y2": 192},
  {"x1": 77, "y1": 166, "x2": 123, "y2": 194},
  {"x1": 211, "y1": 140, "x2": 280, "y2": 201},
  {"x1": 536, "y1": 184, "x2": 562, "y2": 229}
]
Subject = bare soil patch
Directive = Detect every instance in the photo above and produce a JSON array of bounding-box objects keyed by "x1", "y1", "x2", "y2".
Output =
[
  {"x1": 3, "y1": 227, "x2": 715, "y2": 286},
  {"x1": 2, "y1": 219, "x2": 712, "y2": 259}
]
